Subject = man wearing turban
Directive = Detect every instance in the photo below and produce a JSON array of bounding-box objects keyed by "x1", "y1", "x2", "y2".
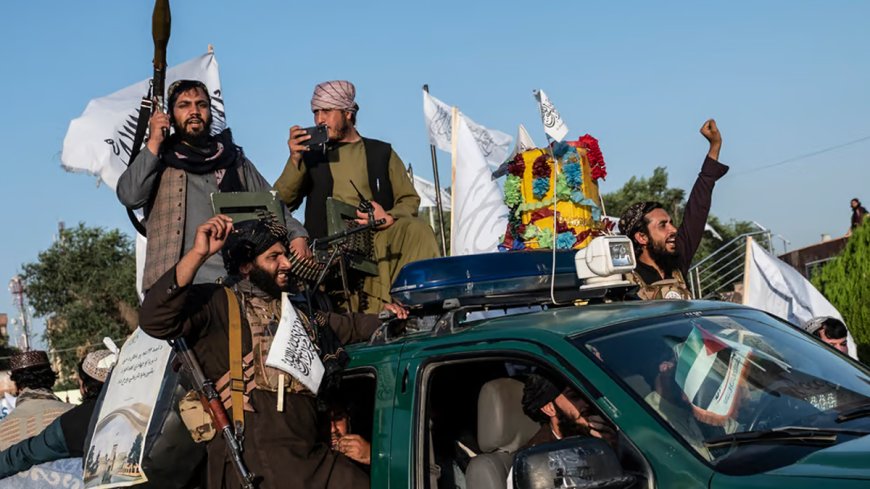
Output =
[
  {"x1": 274, "y1": 80, "x2": 440, "y2": 314},
  {"x1": 618, "y1": 119, "x2": 728, "y2": 300}
]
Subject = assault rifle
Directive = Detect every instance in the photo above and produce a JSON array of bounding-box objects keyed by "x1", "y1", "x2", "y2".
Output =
[{"x1": 172, "y1": 338, "x2": 257, "y2": 489}]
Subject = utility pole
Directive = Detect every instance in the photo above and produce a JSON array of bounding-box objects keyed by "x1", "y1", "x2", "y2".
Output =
[{"x1": 8, "y1": 276, "x2": 31, "y2": 351}]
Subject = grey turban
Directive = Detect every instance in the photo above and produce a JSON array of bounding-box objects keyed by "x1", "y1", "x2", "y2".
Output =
[{"x1": 310, "y1": 80, "x2": 359, "y2": 112}]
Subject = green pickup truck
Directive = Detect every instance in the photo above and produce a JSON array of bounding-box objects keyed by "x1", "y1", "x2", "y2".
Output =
[{"x1": 333, "y1": 245, "x2": 870, "y2": 489}]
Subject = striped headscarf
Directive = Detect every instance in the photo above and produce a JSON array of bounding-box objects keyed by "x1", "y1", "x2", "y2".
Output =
[{"x1": 310, "y1": 80, "x2": 359, "y2": 113}]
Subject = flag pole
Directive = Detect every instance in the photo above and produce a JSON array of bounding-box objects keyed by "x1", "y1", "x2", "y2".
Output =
[
  {"x1": 423, "y1": 84, "x2": 448, "y2": 256},
  {"x1": 450, "y1": 106, "x2": 459, "y2": 256},
  {"x1": 741, "y1": 236, "x2": 754, "y2": 305}
]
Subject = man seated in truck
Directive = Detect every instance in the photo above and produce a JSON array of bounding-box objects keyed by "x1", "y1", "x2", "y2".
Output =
[{"x1": 519, "y1": 374, "x2": 616, "y2": 451}]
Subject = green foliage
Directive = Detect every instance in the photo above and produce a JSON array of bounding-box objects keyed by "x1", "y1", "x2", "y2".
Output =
[
  {"x1": 813, "y1": 221, "x2": 870, "y2": 362},
  {"x1": 602, "y1": 167, "x2": 685, "y2": 220},
  {"x1": 21, "y1": 224, "x2": 138, "y2": 382}
]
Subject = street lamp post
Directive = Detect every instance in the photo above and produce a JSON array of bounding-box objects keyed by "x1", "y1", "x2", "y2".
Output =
[{"x1": 8, "y1": 275, "x2": 31, "y2": 351}]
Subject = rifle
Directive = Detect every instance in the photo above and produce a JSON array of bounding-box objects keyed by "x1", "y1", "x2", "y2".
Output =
[{"x1": 172, "y1": 338, "x2": 257, "y2": 489}]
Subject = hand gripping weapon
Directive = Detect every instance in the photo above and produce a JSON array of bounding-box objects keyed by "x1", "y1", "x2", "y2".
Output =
[
  {"x1": 172, "y1": 338, "x2": 257, "y2": 489},
  {"x1": 124, "y1": 0, "x2": 171, "y2": 237}
]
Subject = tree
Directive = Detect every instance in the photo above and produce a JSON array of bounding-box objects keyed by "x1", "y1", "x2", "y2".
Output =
[
  {"x1": 21, "y1": 224, "x2": 138, "y2": 382},
  {"x1": 812, "y1": 221, "x2": 870, "y2": 362},
  {"x1": 602, "y1": 167, "x2": 685, "y2": 221}
]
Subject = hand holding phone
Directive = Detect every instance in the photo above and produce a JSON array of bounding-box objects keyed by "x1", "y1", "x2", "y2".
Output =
[{"x1": 302, "y1": 124, "x2": 329, "y2": 147}]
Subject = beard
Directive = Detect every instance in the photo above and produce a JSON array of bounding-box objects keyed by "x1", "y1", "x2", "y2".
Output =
[
  {"x1": 175, "y1": 116, "x2": 212, "y2": 146},
  {"x1": 647, "y1": 237, "x2": 680, "y2": 275},
  {"x1": 248, "y1": 265, "x2": 286, "y2": 300},
  {"x1": 555, "y1": 405, "x2": 591, "y2": 439},
  {"x1": 328, "y1": 117, "x2": 350, "y2": 142}
]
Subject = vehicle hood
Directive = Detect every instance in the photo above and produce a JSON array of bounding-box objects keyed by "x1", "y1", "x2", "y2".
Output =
[{"x1": 766, "y1": 434, "x2": 870, "y2": 479}]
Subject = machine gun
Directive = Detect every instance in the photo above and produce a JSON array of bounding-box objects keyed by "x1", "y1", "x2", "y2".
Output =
[{"x1": 172, "y1": 338, "x2": 257, "y2": 489}]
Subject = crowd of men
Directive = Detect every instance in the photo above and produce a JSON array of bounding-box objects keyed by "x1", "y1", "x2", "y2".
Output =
[{"x1": 0, "y1": 76, "x2": 860, "y2": 489}]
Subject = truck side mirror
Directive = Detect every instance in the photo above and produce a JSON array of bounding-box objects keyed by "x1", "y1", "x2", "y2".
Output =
[{"x1": 511, "y1": 437, "x2": 634, "y2": 489}]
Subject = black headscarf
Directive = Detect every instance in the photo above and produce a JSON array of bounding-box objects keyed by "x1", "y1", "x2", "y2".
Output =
[
  {"x1": 161, "y1": 79, "x2": 239, "y2": 175},
  {"x1": 161, "y1": 128, "x2": 240, "y2": 176},
  {"x1": 222, "y1": 217, "x2": 290, "y2": 275},
  {"x1": 522, "y1": 374, "x2": 563, "y2": 419}
]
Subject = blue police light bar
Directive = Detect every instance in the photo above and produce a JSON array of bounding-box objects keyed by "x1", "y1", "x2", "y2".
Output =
[{"x1": 390, "y1": 250, "x2": 584, "y2": 310}]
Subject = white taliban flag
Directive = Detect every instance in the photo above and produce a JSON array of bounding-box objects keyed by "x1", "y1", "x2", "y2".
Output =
[
  {"x1": 451, "y1": 113, "x2": 510, "y2": 255},
  {"x1": 511, "y1": 123, "x2": 537, "y2": 157},
  {"x1": 61, "y1": 52, "x2": 225, "y2": 190},
  {"x1": 423, "y1": 90, "x2": 513, "y2": 168},
  {"x1": 533, "y1": 89, "x2": 569, "y2": 142},
  {"x1": 266, "y1": 294, "x2": 326, "y2": 394},
  {"x1": 743, "y1": 237, "x2": 857, "y2": 359},
  {"x1": 413, "y1": 175, "x2": 452, "y2": 210}
]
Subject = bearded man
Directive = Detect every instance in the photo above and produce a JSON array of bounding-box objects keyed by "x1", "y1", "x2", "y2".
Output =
[
  {"x1": 519, "y1": 374, "x2": 615, "y2": 451},
  {"x1": 139, "y1": 214, "x2": 404, "y2": 489},
  {"x1": 274, "y1": 80, "x2": 440, "y2": 313},
  {"x1": 117, "y1": 79, "x2": 309, "y2": 291},
  {"x1": 619, "y1": 119, "x2": 728, "y2": 300}
]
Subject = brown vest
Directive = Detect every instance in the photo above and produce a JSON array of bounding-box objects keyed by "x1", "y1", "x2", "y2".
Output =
[
  {"x1": 216, "y1": 291, "x2": 315, "y2": 413},
  {"x1": 142, "y1": 166, "x2": 247, "y2": 291},
  {"x1": 628, "y1": 269, "x2": 693, "y2": 301}
]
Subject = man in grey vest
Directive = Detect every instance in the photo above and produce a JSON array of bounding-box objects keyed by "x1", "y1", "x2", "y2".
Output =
[
  {"x1": 274, "y1": 80, "x2": 439, "y2": 313},
  {"x1": 0, "y1": 351, "x2": 72, "y2": 450},
  {"x1": 117, "y1": 79, "x2": 309, "y2": 291}
]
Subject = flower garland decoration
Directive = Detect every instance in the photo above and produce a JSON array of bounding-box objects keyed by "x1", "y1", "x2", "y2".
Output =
[
  {"x1": 555, "y1": 173, "x2": 571, "y2": 200},
  {"x1": 578, "y1": 134, "x2": 607, "y2": 180},
  {"x1": 508, "y1": 153, "x2": 525, "y2": 177},
  {"x1": 499, "y1": 136, "x2": 608, "y2": 251},
  {"x1": 532, "y1": 178, "x2": 550, "y2": 200},
  {"x1": 556, "y1": 232, "x2": 577, "y2": 249},
  {"x1": 522, "y1": 224, "x2": 539, "y2": 242},
  {"x1": 504, "y1": 175, "x2": 522, "y2": 208},
  {"x1": 563, "y1": 162, "x2": 582, "y2": 188},
  {"x1": 531, "y1": 154, "x2": 552, "y2": 200},
  {"x1": 536, "y1": 227, "x2": 554, "y2": 249}
]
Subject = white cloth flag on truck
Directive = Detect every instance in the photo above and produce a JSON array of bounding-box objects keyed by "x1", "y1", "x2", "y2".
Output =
[
  {"x1": 742, "y1": 238, "x2": 857, "y2": 359},
  {"x1": 451, "y1": 114, "x2": 510, "y2": 255},
  {"x1": 266, "y1": 294, "x2": 325, "y2": 394},
  {"x1": 422, "y1": 90, "x2": 513, "y2": 168},
  {"x1": 413, "y1": 175, "x2": 452, "y2": 210},
  {"x1": 61, "y1": 52, "x2": 225, "y2": 190},
  {"x1": 533, "y1": 89, "x2": 569, "y2": 142}
]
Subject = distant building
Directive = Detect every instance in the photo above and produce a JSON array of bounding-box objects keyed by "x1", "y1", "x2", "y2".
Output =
[{"x1": 778, "y1": 236, "x2": 848, "y2": 279}]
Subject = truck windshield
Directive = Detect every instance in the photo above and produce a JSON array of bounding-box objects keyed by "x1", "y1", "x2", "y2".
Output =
[{"x1": 575, "y1": 309, "x2": 870, "y2": 467}]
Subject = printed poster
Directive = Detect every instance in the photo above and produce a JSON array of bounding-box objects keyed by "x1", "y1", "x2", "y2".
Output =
[{"x1": 82, "y1": 329, "x2": 171, "y2": 488}]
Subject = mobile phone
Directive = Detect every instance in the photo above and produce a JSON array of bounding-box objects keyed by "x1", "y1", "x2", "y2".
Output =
[{"x1": 302, "y1": 124, "x2": 329, "y2": 147}]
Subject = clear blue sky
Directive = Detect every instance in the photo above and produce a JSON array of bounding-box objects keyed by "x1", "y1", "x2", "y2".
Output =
[{"x1": 1, "y1": 1, "x2": 868, "y2": 349}]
